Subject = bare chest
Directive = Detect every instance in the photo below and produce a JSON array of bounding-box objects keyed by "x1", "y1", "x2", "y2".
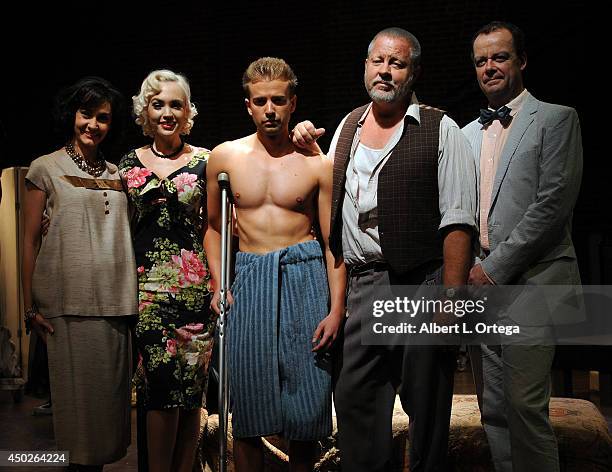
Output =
[
  {"x1": 136, "y1": 149, "x2": 193, "y2": 180},
  {"x1": 230, "y1": 154, "x2": 318, "y2": 212}
]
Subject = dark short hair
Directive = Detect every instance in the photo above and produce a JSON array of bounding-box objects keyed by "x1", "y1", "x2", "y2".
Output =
[
  {"x1": 471, "y1": 21, "x2": 526, "y2": 61},
  {"x1": 53, "y1": 76, "x2": 126, "y2": 148}
]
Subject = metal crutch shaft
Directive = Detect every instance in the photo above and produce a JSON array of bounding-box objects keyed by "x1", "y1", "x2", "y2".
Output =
[{"x1": 217, "y1": 172, "x2": 232, "y2": 472}]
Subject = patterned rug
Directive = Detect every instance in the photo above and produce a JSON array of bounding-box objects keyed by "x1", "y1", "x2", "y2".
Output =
[{"x1": 199, "y1": 395, "x2": 612, "y2": 471}]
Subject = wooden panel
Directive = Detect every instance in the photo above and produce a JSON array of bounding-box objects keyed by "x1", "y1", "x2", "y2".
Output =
[{"x1": 0, "y1": 167, "x2": 29, "y2": 381}]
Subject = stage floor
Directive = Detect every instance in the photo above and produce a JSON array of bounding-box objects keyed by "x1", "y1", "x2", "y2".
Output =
[{"x1": 1, "y1": 368, "x2": 610, "y2": 472}]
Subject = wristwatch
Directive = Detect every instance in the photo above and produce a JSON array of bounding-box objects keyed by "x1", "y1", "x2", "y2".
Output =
[
  {"x1": 444, "y1": 287, "x2": 458, "y2": 299},
  {"x1": 24, "y1": 305, "x2": 38, "y2": 322}
]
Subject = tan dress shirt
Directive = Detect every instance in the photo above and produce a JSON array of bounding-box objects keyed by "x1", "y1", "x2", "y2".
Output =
[{"x1": 479, "y1": 89, "x2": 529, "y2": 251}]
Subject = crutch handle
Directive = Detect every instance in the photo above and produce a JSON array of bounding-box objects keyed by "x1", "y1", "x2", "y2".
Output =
[
  {"x1": 218, "y1": 172, "x2": 230, "y2": 188},
  {"x1": 218, "y1": 172, "x2": 233, "y2": 202}
]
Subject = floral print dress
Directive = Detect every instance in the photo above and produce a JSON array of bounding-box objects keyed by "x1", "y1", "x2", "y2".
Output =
[{"x1": 119, "y1": 147, "x2": 215, "y2": 410}]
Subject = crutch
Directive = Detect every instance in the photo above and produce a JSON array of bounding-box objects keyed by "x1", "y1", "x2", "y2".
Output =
[{"x1": 217, "y1": 172, "x2": 233, "y2": 472}]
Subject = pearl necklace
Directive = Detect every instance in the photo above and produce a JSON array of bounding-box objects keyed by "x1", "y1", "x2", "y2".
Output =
[{"x1": 65, "y1": 142, "x2": 106, "y2": 177}]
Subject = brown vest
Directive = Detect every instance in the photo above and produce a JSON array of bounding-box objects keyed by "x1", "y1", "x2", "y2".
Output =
[{"x1": 330, "y1": 103, "x2": 444, "y2": 275}]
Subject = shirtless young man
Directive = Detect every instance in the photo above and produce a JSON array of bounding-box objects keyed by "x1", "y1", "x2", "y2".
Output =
[{"x1": 205, "y1": 57, "x2": 346, "y2": 472}]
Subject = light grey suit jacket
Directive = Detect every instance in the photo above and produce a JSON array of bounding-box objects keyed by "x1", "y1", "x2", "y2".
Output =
[{"x1": 462, "y1": 92, "x2": 583, "y2": 324}]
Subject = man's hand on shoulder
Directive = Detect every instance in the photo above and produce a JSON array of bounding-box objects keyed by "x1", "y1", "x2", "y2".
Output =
[{"x1": 292, "y1": 120, "x2": 325, "y2": 155}]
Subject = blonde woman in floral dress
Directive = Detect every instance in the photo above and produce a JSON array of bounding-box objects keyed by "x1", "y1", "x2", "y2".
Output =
[{"x1": 119, "y1": 70, "x2": 215, "y2": 472}]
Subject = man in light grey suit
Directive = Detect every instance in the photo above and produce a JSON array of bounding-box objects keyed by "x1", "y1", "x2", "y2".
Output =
[{"x1": 462, "y1": 21, "x2": 583, "y2": 472}]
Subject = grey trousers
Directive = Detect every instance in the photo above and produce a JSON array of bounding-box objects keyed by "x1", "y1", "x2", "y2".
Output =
[
  {"x1": 469, "y1": 343, "x2": 558, "y2": 472},
  {"x1": 334, "y1": 262, "x2": 455, "y2": 472}
]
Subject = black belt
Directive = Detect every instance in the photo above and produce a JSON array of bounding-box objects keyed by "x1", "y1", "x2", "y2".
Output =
[{"x1": 348, "y1": 260, "x2": 389, "y2": 276}]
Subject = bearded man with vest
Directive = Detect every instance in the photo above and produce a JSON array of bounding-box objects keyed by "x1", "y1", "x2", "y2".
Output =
[{"x1": 293, "y1": 27, "x2": 477, "y2": 472}]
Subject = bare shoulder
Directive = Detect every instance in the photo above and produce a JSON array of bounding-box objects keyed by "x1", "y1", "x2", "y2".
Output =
[
  {"x1": 295, "y1": 151, "x2": 332, "y2": 181},
  {"x1": 308, "y1": 152, "x2": 333, "y2": 172},
  {"x1": 210, "y1": 140, "x2": 233, "y2": 159},
  {"x1": 134, "y1": 145, "x2": 149, "y2": 159},
  {"x1": 318, "y1": 154, "x2": 334, "y2": 184},
  {"x1": 211, "y1": 136, "x2": 253, "y2": 162},
  {"x1": 294, "y1": 148, "x2": 329, "y2": 163},
  {"x1": 209, "y1": 141, "x2": 237, "y2": 169},
  {"x1": 318, "y1": 153, "x2": 333, "y2": 169}
]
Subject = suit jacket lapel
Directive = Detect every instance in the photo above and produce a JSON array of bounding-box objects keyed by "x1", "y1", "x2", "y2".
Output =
[{"x1": 489, "y1": 93, "x2": 538, "y2": 213}]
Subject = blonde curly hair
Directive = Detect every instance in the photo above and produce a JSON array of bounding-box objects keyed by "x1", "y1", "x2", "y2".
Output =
[{"x1": 132, "y1": 69, "x2": 198, "y2": 137}]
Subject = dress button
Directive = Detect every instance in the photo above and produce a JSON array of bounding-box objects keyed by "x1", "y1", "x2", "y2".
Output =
[
  {"x1": 103, "y1": 192, "x2": 108, "y2": 197},
  {"x1": 105, "y1": 210, "x2": 110, "y2": 215},
  {"x1": 105, "y1": 201, "x2": 109, "y2": 206}
]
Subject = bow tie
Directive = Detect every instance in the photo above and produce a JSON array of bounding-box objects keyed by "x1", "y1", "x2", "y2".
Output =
[{"x1": 478, "y1": 105, "x2": 512, "y2": 126}]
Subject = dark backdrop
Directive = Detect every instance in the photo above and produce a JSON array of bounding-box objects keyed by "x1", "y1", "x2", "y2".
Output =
[{"x1": 2, "y1": 0, "x2": 605, "y2": 279}]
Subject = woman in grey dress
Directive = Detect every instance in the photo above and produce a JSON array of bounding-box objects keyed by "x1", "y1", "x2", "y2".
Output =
[{"x1": 21, "y1": 77, "x2": 137, "y2": 471}]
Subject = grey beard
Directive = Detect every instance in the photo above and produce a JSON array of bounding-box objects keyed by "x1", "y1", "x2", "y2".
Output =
[
  {"x1": 369, "y1": 88, "x2": 398, "y2": 103},
  {"x1": 366, "y1": 78, "x2": 413, "y2": 104}
]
